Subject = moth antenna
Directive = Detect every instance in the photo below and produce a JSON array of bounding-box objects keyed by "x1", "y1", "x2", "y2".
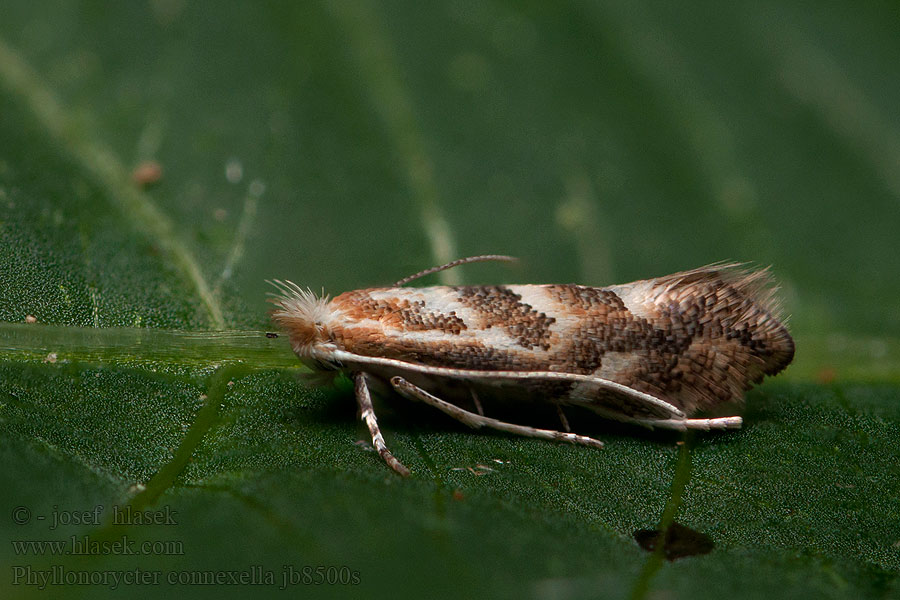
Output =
[{"x1": 392, "y1": 255, "x2": 518, "y2": 287}]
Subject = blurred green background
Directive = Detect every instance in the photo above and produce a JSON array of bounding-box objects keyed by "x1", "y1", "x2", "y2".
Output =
[{"x1": 1, "y1": 1, "x2": 898, "y2": 598}]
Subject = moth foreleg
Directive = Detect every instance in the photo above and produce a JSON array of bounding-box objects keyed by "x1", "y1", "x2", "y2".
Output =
[
  {"x1": 354, "y1": 372, "x2": 411, "y2": 477},
  {"x1": 390, "y1": 376, "x2": 604, "y2": 450}
]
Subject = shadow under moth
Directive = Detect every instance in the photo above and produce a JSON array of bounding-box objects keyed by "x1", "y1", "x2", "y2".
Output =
[{"x1": 270, "y1": 255, "x2": 794, "y2": 476}]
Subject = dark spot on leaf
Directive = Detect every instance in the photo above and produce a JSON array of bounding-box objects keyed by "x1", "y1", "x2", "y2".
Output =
[
  {"x1": 265, "y1": 332, "x2": 278, "y2": 338},
  {"x1": 633, "y1": 522, "x2": 714, "y2": 560}
]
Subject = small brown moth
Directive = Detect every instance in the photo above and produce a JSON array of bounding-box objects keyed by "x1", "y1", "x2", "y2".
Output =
[{"x1": 270, "y1": 256, "x2": 794, "y2": 476}]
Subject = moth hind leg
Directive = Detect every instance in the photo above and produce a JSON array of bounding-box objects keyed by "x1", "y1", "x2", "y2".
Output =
[
  {"x1": 627, "y1": 415, "x2": 743, "y2": 431},
  {"x1": 354, "y1": 372, "x2": 411, "y2": 476},
  {"x1": 390, "y1": 376, "x2": 604, "y2": 449}
]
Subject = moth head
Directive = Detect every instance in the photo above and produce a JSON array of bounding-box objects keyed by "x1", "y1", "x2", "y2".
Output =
[{"x1": 268, "y1": 281, "x2": 339, "y2": 362}]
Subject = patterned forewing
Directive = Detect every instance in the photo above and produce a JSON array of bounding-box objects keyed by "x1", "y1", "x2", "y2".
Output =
[{"x1": 327, "y1": 265, "x2": 793, "y2": 417}]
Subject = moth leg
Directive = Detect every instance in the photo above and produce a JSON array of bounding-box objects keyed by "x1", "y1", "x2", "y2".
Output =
[
  {"x1": 390, "y1": 376, "x2": 604, "y2": 449},
  {"x1": 556, "y1": 404, "x2": 571, "y2": 432},
  {"x1": 629, "y1": 415, "x2": 743, "y2": 431},
  {"x1": 354, "y1": 372, "x2": 410, "y2": 476},
  {"x1": 470, "y1": 388, "x2": 485, "y2": 416}
]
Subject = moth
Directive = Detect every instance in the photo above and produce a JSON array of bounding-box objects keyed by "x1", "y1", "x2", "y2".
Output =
[{"x1": 270, "y1": 256, "x2": 794, "y2": 476}]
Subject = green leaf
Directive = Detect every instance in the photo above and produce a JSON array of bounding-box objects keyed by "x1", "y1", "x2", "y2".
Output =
[{"x1": 1, "y1": 2, "x2": 898, "y2": 599}]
